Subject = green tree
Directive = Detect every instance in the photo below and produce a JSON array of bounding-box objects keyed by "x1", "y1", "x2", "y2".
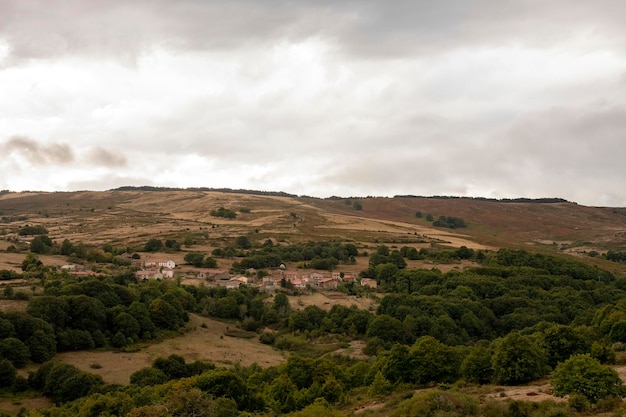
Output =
[
  {"x1": 130, "y1": 367, "x2": 168, "y2": 387},
  {"x1": 268, "y1": 373, "x2": 298, "y2": 414},
  {"x1": 492, "y1": 332, "x2": 548, "y2": 385},
  {"x1": 26, "y1": 296, "x2": 69, "y2": 330},
  {"x1": 552, "y1": 354, "x2": 625, "y2": 403},
  {"x1": 375, "y1": 263, "x2": 399, "y2": 283},
  {"x1": 542, "y1": 324, "x2": 590, "y2": 368},
  {"x1": 21, "y1": 253, "x2": 43, "y2": 272},
  {"x1": 127, "y1": 301, "x2": 157, "y2": 339},
  {"x1": 369, "y1": 371, "x2": 392, "y2": 398},
  {"x1": 111, "y1": 331, "x2": 128, "y2": 348},
  {"x1": 212, "y1": 296, "x2": 241, "y2": 319},
  {"x1": 65, "y1": 295, "x2": 107, "y2": 331},
  {"x1": 54, "y1": 368, "x2": 104, "y2": 404},
  {"x1": 56, "y1": 329, "x2": 95, "y2": 351},
  {"x1": 153, "y1": 354, "x2": 189, "y2": 379},
  {"x1": 273, "y1": 293, "x2": 291, "y2": 316},
  {"x1": 0, "y1": 359, "x2": 16, "y2": 388},
  {"x1": 391, "y1": 391, "x2": 479, "y2": 417},
  {"x1": 113, "y1": 312, "x2": 141, "y2": 340},
  {"x1": 366, "y1": 315, "x2": 404, "y2": 345},
  {"x1": 381, "y1": 343, "x2": 411, "y2": 384},
  {"x1": 18, "y1": 225, "x2": 48, "y2": 236},
  {"x1": 30, "y1": 235, "x2": 53, "y2": 254},
  {"x1": 144, "y1": 238, "x2": 163, "y2": 252},
  {"x1": 60, "y1": 239, "x2": 74, "y2": 256},
  {"x1": 0, "y1": 337, "x2": 30, "y2": 368},
  {"x1": 149, "y1": 298, "x2": 181, "y2": 330},
  {"x1": 235, "y1": 235, "x2": 252, "y2": 249},
  {"x1": 165, "y1": 239, "x2": 181, "y2": 251},
  {"x1": 3, "y1": 286, "x2": 13, "y2": 299},
  {"x1": 0, "y1": 319, "x2": 15, "y2": 339},
  {"x1": 27, "y1": 330, "x2": 57, "y2": 363},
  {"x1": 409, "y1": 336, "x2": 461, "y2": 384},
  {"x1": 203, "y1": 257, "x2": 218, "y2": 268},
  {"x1": 461, "y1": 345, "x2": 493, "y2": 384},
  {"x1": 184, "y1": 252, "x2": 205, "y2": 267},
  {"x1": 195, "y1": 368, "x2": 249, "y2": 409}
]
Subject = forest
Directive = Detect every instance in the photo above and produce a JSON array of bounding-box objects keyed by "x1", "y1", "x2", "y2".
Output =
[{"x1": 0, "y1": 240, "x2": 626, "y2": 416}]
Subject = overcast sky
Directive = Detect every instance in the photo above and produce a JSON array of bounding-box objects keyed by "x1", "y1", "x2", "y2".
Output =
[{"x1": 1, "y1": 1, "x2": 625, "y2": 206}]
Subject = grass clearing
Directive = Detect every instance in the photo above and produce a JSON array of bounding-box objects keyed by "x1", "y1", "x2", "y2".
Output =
[{"x1": 56, "y1": 314, "x2": 286, "y2": 385}]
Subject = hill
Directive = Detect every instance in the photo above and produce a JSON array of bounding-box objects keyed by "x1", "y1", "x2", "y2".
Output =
[
  {"x1": 1, "y1": 189, "x2": 625, "y2": 271},
  {"x1": 3, "y1": 190, "x2": 626, "y2": 415}
]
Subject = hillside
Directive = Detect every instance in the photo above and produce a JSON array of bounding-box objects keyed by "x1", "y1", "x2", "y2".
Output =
[
  {"x1": 3, "y1": 190, "x2": 626, "y2": 416},
  {"x1": 1, "y1": 190, "x2": 626, "y2": 272}
]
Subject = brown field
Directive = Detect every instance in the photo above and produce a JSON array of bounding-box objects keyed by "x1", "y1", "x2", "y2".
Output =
[
  {"x1": 56, "y1": 313, "x2": 285, "y2": 386},
  {"x1": 0, "y1": 396, "x2": 53, "y2": 415},
  {"x1": 288, "y1": 291, "x2": 377, "y2": 312},
  {"x1": 2, "y1": 190, "x2": 625, "y2": 260},
  {"x1": 0, "y1": 300, "x2": 29, "y2": 313}
]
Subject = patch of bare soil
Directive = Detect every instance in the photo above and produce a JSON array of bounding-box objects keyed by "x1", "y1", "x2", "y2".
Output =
[
  {"x1": 288, "y1": 292, "x2": 377, "y2": 312},
  {"x1": 486, "y1": 366, "x2": 626, "y2": 404},
  {"x1": 335, "y1": 340, "x2": 368, "y2": 360},
  {"x1": 317, "y1": 213, "x2": 491, "y2": 250},
  {"x1": 0, "y1": 299, "x2": 29, "y2": 312},
  {"x1": 0, "y1": 396, "x2": 53, "y2": 414},
  {"x1": 485, "y1": 383, "x2": 561, "y2": 403},
  {"x1": 56, "y1": 314, "x2": 285, "y2": 385}
]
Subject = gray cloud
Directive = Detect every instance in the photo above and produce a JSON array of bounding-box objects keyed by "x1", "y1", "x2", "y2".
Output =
[
  {"x1": 3, "y1": 0, "x2": 626, "y2": 64},
  {"x1": 2, "y1": 136, "x2": 75, "y2": 165},
  {"x1": 2, "y1": 137, "x2": 128, "y2": 169},
  {"x1": 1, "y1": 1, "x2": 626, "y2": 205},
  {"x1": 86, "y1": 146, "x2": 127, "y2": 167}
]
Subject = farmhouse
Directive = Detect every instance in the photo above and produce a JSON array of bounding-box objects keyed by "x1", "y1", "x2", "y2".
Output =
[
  {"x1": 360, "y1": 278, "x2": 377, "y2": 289},
  {"x1": 136, "y1": 270, "x2": 163, "y2": 280},
  {"x1": 318, "y1": 277, "x2": 338, "y2": 289},
  {"x1": 144, "y1": 259, "x2": 176, "y2": 269}
]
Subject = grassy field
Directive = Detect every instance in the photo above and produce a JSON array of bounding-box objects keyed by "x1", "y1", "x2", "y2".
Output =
[{"x1": 56, "y1": 313, "x2": 285, "y2": 386}]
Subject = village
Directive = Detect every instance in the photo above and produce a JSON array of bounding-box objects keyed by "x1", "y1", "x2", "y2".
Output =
[
  {"x1": 59, "y1": 258, "x2": 379, "y2": 292},
  {"x1": 134, "y1": 258, "x2": 378, "y2": 292}
]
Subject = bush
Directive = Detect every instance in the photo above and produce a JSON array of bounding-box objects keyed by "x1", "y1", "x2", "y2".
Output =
[
  {"x1": 0, "y1": 337, "x2": 30, "y2": 368},
  {"x1": 144, "y1": 239, "x2": 163, "y2": 252},
  {"x1": 111, "y1": 331, "x2": 128, "y2": 348},
  {"x1": 391, "y1": 391, "x2": 479, "y2": 417},
  {"x1": 552, "y1": 354, "x2": 625, "y2": 403},
  {"x1": 130, "y1": 367, "x2": 168, "y2": 387},
  {"x1": 0, "y1": 359, "x2": 16, "y2": 388},
  {"x1": 259, "y1": 332, "x2": 275, "y2": 345},
  {"x1": 18, "y1": 225, "x2": 48, "y2": 236},
  {"x1": 34, "y1": 361, "x2": 104, "y2": 404}
]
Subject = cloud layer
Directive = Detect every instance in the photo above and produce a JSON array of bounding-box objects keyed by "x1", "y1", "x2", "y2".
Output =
[{"x1": 1, "y1": 1, "x2": 625, "y2": 206}]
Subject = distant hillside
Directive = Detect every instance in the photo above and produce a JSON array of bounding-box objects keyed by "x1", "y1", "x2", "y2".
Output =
[{"x1": 1, "y1": 189, "x2": 626, "y2": 273}]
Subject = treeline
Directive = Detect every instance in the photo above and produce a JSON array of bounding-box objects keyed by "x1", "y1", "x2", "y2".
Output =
[
  {"x1": 0, "y1": 269, "x2": 193, "y2": 380},
  {"x1": 224, "y1": 241, "x2": 359, "y2": 272},
  {"x1": 111, "y1": 186, "x2": 298, "y2": 198},
  {"x1": 395, "y1": 195, "x2": 570, "y2": 203},
  {"x1": 606, "y1": 250, "x2": 626, "y2": 264}
]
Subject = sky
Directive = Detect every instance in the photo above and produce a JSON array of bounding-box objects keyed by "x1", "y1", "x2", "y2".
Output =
[{"x1": 1, "y1": 1, "x2": 626, "y2": 207}]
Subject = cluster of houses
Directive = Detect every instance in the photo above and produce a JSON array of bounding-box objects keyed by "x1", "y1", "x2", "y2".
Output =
[
  {"x1": 209, "y1": 268, "x2": 378, "y2": 292},
  {"x1": 135, "y1": 259, "x2": 176, "y2": 280},
  {"x1": 133, "y1": 259, "x2": 378, "y2": 292}
]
